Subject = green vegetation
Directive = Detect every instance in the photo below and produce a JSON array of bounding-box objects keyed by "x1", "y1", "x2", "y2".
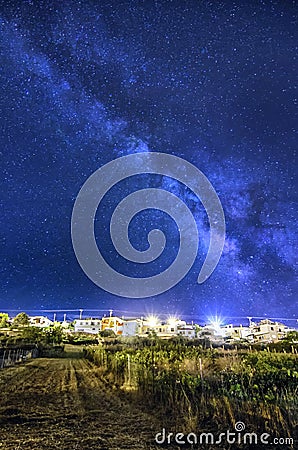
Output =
[
  {"x1": 0, "y1": 313, "x2": 9, "y2": 328},
  {"x1": 63, "y1": 332, "x2": 98, "y2": 345},
  {"x1": 12, "y1": 312, "x2": 30, "y2": 326},
  {"x1": 283, "y1": 331, "x2": 298, "y2": 343},
  {"x1": 0, "y1": 324, "x2": 64, "y2": 349},
  {"x1": 85, "y1": 339, "x2": 298, "y2": 442},
  {"x1": 99, "y1": 329, "x2": 117, "y2": 338}
]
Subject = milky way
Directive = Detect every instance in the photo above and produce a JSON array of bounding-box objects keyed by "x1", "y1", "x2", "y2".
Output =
[{"x1": 0, "y1": 1, "x2": 297, "y2": 322}]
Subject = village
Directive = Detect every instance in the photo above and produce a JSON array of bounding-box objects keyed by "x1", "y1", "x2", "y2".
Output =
[
  {"x1": 0, "y1": 310, "x2": 297, "y2": 450},
  {"x1": 0, "y1": 310, "x2": 296, "y2": 345}
]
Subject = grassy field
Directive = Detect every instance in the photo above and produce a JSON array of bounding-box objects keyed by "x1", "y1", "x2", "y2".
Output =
[
  {"x1": 85, "y1": 340, "x2": 297, "y2": 449},
  {"x1": 0, "y1": 343, "x2": 297, "y2": 449},
  {"x1": 0, "y1": 345, "x2": 161, "y2": 450}
]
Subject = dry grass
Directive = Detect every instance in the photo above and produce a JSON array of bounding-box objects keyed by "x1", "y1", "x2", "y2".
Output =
[{"x1": 0, "y1": 351, "x2": 165, "y2": 450}]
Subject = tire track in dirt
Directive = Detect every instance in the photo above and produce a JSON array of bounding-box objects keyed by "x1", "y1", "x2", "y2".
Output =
[{"x1": 0, "y1": 354, "x2": 166, "y2": 450}]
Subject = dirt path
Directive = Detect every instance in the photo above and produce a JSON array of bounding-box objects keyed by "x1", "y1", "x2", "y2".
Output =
[{"x1": 0, "y1": 350, "x2": 163, "y2": 450}]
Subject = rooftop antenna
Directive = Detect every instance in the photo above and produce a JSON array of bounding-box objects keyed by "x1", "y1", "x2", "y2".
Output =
[{"x1": 79, "y1": 309, "x2": 83, "y2": 320}]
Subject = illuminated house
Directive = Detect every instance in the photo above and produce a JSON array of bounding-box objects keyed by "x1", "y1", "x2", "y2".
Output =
[
  {"x1": 139, "y1": 316, "x2": 189, "y2": 338},
  {"x1": 176, "y1": 324, "x2": 197, "y2": 339},
  {"x1": 139, "y1": 315, "x2": 162, "y2": 335},
  {"x1": 101, "y1": 315, "x2": 123, "y2": 335},
  {"x1": 74, "y1": 318, "x2": 101, "y2": 334},
  {"x1": 122, "y1": 319, "x2": 143, "y2": 337},
  {"x1": 166, "y1": 317, "x2": 187, "y2": 334},
  {"x1": 29, "y1": 316, "x2": 54, "y2": 328},
  {"x1": 248, "y1": 319, "x2": 290, "y2": 343},
  {"x1": 223, "y1": 324, "x2": 251, "y2": 341}
]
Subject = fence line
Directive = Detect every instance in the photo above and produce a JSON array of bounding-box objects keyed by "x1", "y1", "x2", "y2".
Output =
[{"x1": 0, "y1": 346, "x2": 39, "y2": 369}]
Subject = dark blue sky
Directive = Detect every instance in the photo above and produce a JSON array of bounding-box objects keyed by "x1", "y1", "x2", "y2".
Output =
[{"x1": 0, "y1": 0, "x2": 297, "y2": 322}]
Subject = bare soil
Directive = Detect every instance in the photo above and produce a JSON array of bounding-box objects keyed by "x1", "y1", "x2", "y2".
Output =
[{"x1": 0, "y1": 347, "x2": 163, "y2": 450}]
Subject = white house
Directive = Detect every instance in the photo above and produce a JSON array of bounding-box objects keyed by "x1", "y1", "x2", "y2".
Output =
[
  {"x1": 223, "y1": 324, "x2": 251, "y2": 341},
  {"x1": 139, "y1": 316, "x2": 189, "y2": 338},
  {"x1": 177, "y1": 324, "x2": 197, "y2": 339},
  {"x1": 122, "y1": 319, "x2": 143, "y2": 337},
  {"x1": 249, "y1": 319, "x2": 290, "y2": 343},
  {"x1": 74, "y1": 318, "x2": 101, "y2": 334},
  {"x1": 165, "y1": 318, "x2": 187, "y2": 334},
  {"x1": 101, "y1": 315, "x2": 124, "y2": 335},
  {"x1": 29, "y1": 316, "x2": 54, "y2": 328},
  {"x1": 139, "y1": 316, "x2": 163, "y2": 336}
]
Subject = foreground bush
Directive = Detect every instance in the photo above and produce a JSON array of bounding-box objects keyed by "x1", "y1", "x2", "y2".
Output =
[{"x1": 85, "y1": 341, "x2": 297, "y2": 445}]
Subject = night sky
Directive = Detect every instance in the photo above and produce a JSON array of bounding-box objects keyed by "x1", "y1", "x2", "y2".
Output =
[{"x1": 1, "y1": 0, "x2": 297, "y2": 323}]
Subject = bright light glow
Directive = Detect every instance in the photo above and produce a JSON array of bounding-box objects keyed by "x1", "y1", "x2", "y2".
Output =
[
  {"x1": 146, "y1": 315, "x2": 159, "y2": 327},
  {"x1": 208, "y1": 315, "x2": 224, "y2": 335},
  {"x1": 167, "y1": 316, "x2": 179, "y2": 327}
]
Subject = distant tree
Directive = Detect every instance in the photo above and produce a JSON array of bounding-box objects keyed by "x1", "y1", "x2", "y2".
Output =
[
  {"x1": 45, "y1": 325, "x2": 63, "y2": 344},
  {"x1": 0, "y1": 313, "x2": 9, "y2": 328},
  {"x1": 197, "y1": 330, "x2": 213, "y2": 348},
  {"x1": 283, "y1": 331, "x2": 298, "y2": 342},
  {"x1": 170, "y1": 334, "x2": 186, "y2": 344},
  {"x1": 148, "y1": 329, "x2": 158, "y2": 340},
  {"x1": 21, "y1": 326, "x2": 44, "y2": 343},
  {"x1": 67, "y1": 333, "x2": 98, "y2": 345},
  {"x1": 13, "y1": 312, "x2": 30, "y2": 326},
  {"x1": 195, "y1": 324, "x2": 202, "y2": 337},
  {"x1": 99, "y1": 329, "x2": 116, "y2": 338}
]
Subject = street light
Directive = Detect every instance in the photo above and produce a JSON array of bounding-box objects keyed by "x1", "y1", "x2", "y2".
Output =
[
  {"x1": 208, "y1": 315, "x2": 224, "y2": 335},
  {"x1": 167, "y1": 316, "x2": 179, "y2": 328},
  {"x1": 146, "y1": 315, "x2": 159, "y2": 328}
]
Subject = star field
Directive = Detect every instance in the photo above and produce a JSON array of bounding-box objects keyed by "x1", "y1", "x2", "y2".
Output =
[{"x1": 0, "y1": 0, "x2": 297, "y2": 321}]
